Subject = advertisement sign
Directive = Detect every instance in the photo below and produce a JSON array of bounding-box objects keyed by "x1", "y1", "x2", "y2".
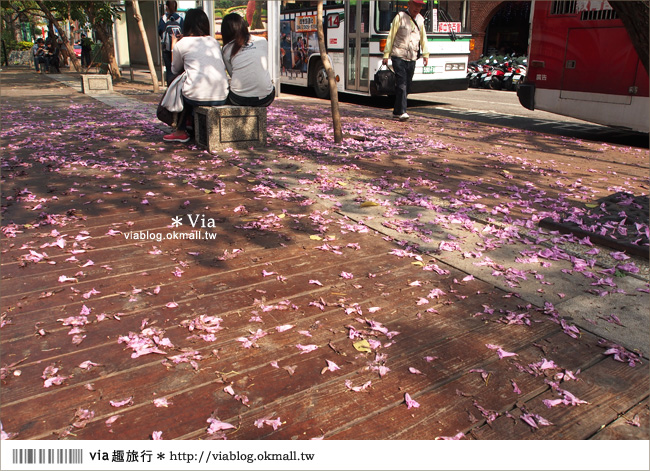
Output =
[
  {"x1": 296, "y1": 15, "x2": 317, "y2": 32},
  {"x1": 438, "y1": 22, "x2": 461, "y2": 33}
]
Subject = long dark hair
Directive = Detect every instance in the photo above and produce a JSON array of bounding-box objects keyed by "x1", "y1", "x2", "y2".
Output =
[
  {"x1": 182, "y1": 8, "x2": 210, "y2": 37},
  {"x1": 221, "y1": 13, "x2": 250, "y2": 57}
]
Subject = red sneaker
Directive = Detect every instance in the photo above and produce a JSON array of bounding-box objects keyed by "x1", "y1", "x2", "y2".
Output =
[{"x1": 163, "y1": 131, "x2": 190, "y2": 143}]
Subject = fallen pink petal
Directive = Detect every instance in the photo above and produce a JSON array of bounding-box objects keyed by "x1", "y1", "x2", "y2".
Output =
[
  {"x1": 153, "y1": 397, "x2": 173, "y2": 408},
  {"x1": 404, "y1": 393, "x2": 420, "y2": 409},
  {"x1": 78, "y1": 361, "x2": 99, "y2": 371},
  {"x1": 325, "y1": 360, "x2": 341, "y2": 371},
  {"x1": 206, "y1": 418, "x2": 235, "y2": 434},
  {"x1": 110, "y1": 397, "x2": 134, "y2": 408},
  {"x1": 296, "y1": 344, "x2": 318, "y2": 354},
  {"x1": 105, "y1": 415, "x2": 121, "y2": 426}
]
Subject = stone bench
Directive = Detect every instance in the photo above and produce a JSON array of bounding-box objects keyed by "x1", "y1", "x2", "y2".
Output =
[
  {"x1": 194, "y1": 105, "x2": 267, "y2": 152},
  {"x1": 80, "y1": 74, "x2": 113, "y2": 94}
]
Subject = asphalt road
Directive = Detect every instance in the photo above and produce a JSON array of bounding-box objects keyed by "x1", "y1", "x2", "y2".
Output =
[{"x1": 281, "y1": 84, "x2": 649, "y2": 149}]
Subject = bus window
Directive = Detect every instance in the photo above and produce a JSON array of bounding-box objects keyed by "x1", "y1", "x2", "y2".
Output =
[
  {"x1": 282, "y1": 1, "x2": 343, "y2": 12},
  {"x1": 550, "y1": 1, "x2": 577, "y2": 15},
  {"x1": 377, "y1": 1, "x2": 395, "y2": 31},
  {"x1": 434, "y1": 1, "x2": 468, "y2": 31},
  {"x1": 375, "y1": 1, "x2": 469, "y2": 34}
]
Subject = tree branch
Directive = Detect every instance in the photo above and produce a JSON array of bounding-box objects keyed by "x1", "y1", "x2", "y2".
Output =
[{"x1": 610, "y1": 1, "x2": 649, "y2": 73}]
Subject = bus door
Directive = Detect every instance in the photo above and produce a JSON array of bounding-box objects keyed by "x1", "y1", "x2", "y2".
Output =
[
  {"x1": 561, "y1": 27, "x2": 636, "y2": 105},
  {"x1": 346, "y1": 0, "x2": 371, "y2": 92}
]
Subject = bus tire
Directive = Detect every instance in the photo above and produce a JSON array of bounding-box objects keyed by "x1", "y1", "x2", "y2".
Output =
[{"x1": 313, "y1": 61, "x2": 330, "y2": 99}]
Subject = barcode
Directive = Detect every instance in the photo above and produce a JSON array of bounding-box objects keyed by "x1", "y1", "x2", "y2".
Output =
[{"x1": 12, "y1": 449, "x2": 83, "y2": 465}]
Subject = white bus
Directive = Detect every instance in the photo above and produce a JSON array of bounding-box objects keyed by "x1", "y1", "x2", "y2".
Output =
[{"x1": 280, "y1": 0, "x2": 472, "y2": 98}]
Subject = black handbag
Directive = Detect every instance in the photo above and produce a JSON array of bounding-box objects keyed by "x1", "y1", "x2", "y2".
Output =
[
  {"x1": 374, "y1": 64, "x2": 395, "y2": 95},
  {"x1": 156, "y1": 92, "x2": 178, "y2": 127}
]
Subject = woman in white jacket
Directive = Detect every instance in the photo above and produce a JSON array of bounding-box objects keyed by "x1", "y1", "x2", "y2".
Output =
[{"x1": 163, "y1": 8, "x2": 229, "y2": 143}]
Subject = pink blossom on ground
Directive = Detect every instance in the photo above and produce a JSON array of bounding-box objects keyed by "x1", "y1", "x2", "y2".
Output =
[
  {"x1": 344, "y1": 380, "x2": 372, "y2": 392},
  {"x1": 275, "y1": 325, "x2": 294, "y2": 332},
  {"x1": 254, "y1": 415, "x2": 282, "y2": 430},
  {"x1": 296, "y1": 344, "x2": 318, "y2": 354},
  {"x1": 105, "y1": 415, "x2": 121, "y2": 427},
  {"x1": 486, "y1": 344, "x2": 517, "y2": 359},
  {"x1": 78, "y1": 361, "x2": 99, "y2": 370},
  {"x1": 404, "y1": 393, "x2": 420, "y2": 409},
  {"x1": 153, "y1": 397, "x2": 173, "y2": 407},
  {"x1": 435, "y1": 432, "x2": 465, "y2": 440},
  {"x1": 110, "y1": 397, "x2": 134, "y2": 408},
  {"x1": 206, "y1": 418, "x2": 235, "y2": 434}
]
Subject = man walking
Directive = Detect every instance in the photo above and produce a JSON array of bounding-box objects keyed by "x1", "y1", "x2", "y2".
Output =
[{"x1": 382, "y1": 0, "x2": 429, "y2": 121}]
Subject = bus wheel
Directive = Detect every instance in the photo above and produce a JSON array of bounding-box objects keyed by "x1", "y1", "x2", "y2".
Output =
[{"x1": 313, "y1": 61, "x2": 330, "y2": 99}]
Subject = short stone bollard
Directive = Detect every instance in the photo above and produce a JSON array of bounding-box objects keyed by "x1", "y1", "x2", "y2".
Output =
[
  {"x1": 80, "y1": 74, "x2": 113, "y2": 94},
  {"x1": 194, "y1": 106, "x2": 267, "y2": 152}
]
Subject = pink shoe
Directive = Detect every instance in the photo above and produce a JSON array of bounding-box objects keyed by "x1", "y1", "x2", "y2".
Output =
[{"x1": 163, "y1": 131, "x2": 190, "y2": 143}]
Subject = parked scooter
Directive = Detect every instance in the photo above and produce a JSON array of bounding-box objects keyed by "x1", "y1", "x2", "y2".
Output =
[
  {"x1": 468, "y1": 54, "x2": 528, "y2": 91},
  {"x1": 509, "y1": 57, "x2": 527, "y2": 91},
  {"x1": 487, "y1": 58, "x2": 508, "y2": 90},
  {"x1": 497, "y1": 55, "x2": 513, "y2": 90},
  {"x1": 467, "y1": 61, "x2": 483, "y2": 88}
]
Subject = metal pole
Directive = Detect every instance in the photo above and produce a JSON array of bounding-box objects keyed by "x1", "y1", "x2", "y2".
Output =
[
  {"x1": 267, "y1": 0, "x2": 280, "y2": 97},
  {"x1": 203, "y1": 0, "x2": 215, "y2": 37},
  {"x1": 158, "y1": 0, "x2": 164, "y2": 87}
]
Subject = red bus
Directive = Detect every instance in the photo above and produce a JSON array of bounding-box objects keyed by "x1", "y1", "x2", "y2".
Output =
[{"x1": 517, "y1": 0, "x2": 649, "y2": 133}]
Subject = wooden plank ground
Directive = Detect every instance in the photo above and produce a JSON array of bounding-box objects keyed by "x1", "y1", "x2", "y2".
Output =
[{"x1": 1, "y1": 73, "x2": 648, "y2": 442}]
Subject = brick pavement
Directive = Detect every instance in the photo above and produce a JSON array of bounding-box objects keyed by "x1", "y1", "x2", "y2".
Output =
[{"x1": 1, "y1": 67, "x2": 648, "y2": 446}]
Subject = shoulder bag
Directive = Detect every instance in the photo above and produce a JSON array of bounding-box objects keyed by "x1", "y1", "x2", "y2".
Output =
[
  {"x1": 374, "y1": 64, "x2": 396, "y2": 95},
  {"x1": 156, "y1": 72, "x2": 187, "y2": 127}
]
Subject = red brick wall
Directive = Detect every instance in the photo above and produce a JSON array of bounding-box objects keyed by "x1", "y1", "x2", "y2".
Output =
[{"x1": 469, "y1": 1, "x2": 504, "y2": 61}]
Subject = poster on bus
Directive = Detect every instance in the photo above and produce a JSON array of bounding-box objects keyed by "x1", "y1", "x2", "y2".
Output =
[
  {"x1": 280, "y1": 16, "x2": 318, "y2": 79},
  {"x1": 280, "y1": 20, "x2": 294, "y2": 76}
]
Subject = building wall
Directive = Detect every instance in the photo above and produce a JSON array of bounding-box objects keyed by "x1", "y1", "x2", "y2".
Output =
[
  {"x1": 469, "y1": 1, "x2": 504, "y2": 61},
  {"x1": 125, "y1": 0, "x2": 161, "y2": 67},
  {"x1": 113, "y1": 10, "x2": 130, "y2": 68}
]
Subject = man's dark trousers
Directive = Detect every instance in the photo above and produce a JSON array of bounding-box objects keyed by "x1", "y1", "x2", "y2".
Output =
[{"x1": 391, "y1": 56, "x2": 416, "y2": 116}]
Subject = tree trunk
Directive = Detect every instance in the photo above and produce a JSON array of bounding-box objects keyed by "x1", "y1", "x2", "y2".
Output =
[
  {"x1": 87, "y1": 3, "x2": 121, "y2": 81},
  {"x1": 609, "y1": 1, "x2": 648, "y2": 73},
  {"x1": 35, "y1": 0, "x2": 81, "y2": 72},
  {"x1": 132, "y1": 0, "x2": 159, "y2": 92},
  {"x1": 317, "y1": 1, "x2": 343, "y2": 143},
  {"x1": 11, "y1": 13, "x2": 22, "y2": 41},
  {"x1": 93, "y1": 23, "x2": 121, "y2": 80}
]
